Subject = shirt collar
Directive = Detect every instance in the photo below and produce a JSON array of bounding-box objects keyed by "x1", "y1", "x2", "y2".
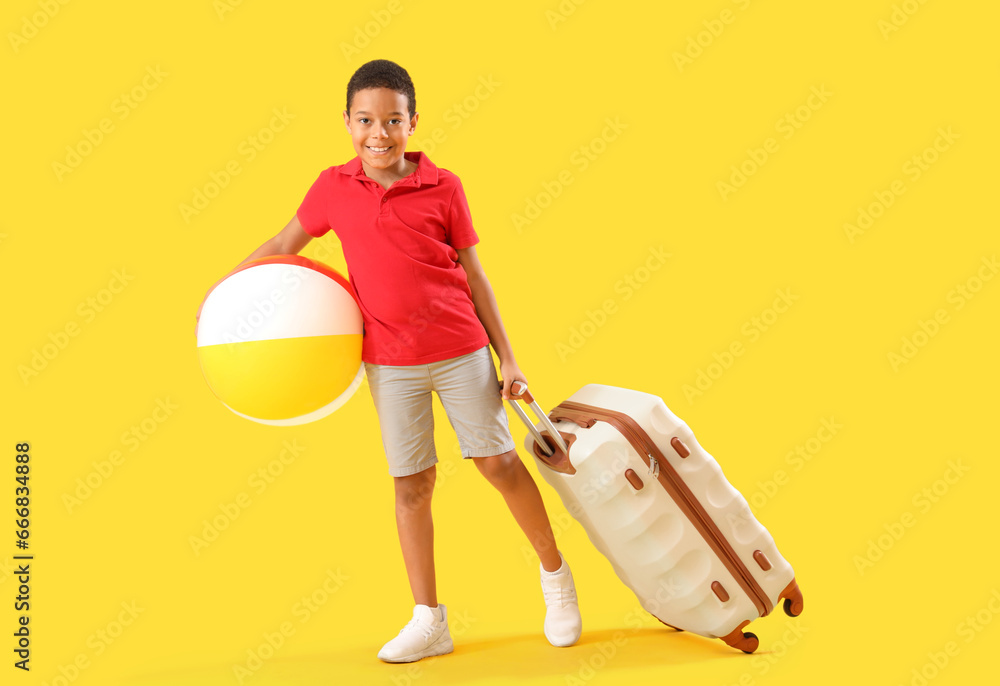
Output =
[{"x1": 340, "y1": 150, "x2": 439, "y2": 187}]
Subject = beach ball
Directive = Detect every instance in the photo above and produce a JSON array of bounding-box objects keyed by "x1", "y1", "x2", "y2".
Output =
[{"x1": 196, "y1": 255, "x2": 364, "y2": 425}]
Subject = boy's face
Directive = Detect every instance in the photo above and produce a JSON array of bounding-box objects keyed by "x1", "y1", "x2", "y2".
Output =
[{"x1": 343, "y1": 88, "x2": 418, "y2": 175}]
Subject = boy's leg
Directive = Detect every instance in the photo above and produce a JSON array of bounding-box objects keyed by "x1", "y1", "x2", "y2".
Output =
[
  {"x1": 380, "y1": 465, "x2": 454, "y2": 663},
  {"x1": 430, "y1": 348, "x2": 563, "y2": 569},
  {"x1": 474, "y1": 451, "x2": 583, "y2": 648},
  {"x1": 432, "y1": 347, "x2": 582, "y2": 647},
  {"x1": 393, "y1": 465, "x2": 438, "y2": 607},
  {"x1": 366, "y1": 361, "x2": 452, "y2": 662},
  {"x1": 471, "y1": 450, "x2": 562, "y2": 572},
  {"x1": 366, "y1": 361, "x2": 441, "y2": 604}
]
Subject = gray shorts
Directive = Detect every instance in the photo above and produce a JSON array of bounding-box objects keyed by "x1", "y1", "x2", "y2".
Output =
[{"x1": 364, "y1": 346, "x2": 516, "y2": 477}]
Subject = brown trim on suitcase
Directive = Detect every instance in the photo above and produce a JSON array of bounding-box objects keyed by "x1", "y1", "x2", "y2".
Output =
[
  {"x1": 753, "y1": 550, "x2": 772, "y2": 571},
  {"x1": 670, "y1": 437, "x2": 691, "y2": 458},
  {"x1": 624, "y1": 469, "x2": 644, "y2": 490},
  {"x1": 551, "y1": 411, "x2": 597, "y2": 429},
  {"x1": 530, "y1": 430, "x2": 578, "y2": 475},
  {"x1": 551, "y1": 401, "x2": 774, "y2": 618}
]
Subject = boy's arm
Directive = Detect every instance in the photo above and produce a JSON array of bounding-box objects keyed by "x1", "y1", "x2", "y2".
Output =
[
  {"x1": 456, "y1": 245, "x2": 527, "y2": 400},
  {"x1": 197, "y1": 215, "x2": 313, "y2": 326},
  {"x1": 237, "y1": 214, "x2": 313, "y2": 267}
]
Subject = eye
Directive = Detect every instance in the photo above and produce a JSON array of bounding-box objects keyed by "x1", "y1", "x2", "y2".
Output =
[
  {"x1": 390, "y1": 119, "x2": 402, "y2": 125},
  {"x1": 359, "y1": 117, "x2": 370, "y2": 124}
]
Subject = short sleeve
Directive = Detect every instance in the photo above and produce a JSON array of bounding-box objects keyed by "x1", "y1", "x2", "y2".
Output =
[
  {"x1": 445, "y1": 180, "x2": 479, "y2": 249},
  {"x1": 296, "y1": 170, "x2": 332, "y2": 238}
]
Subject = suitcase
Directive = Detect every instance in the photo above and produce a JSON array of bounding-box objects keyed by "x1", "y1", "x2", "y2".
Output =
[{"x1": 507, "y1": 383, "x2": 803, "y2": 653}]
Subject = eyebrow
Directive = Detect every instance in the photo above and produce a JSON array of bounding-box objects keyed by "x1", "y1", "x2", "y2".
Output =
[{"x1": 355, "y1": 111, "x2": 406, "y2": 116}]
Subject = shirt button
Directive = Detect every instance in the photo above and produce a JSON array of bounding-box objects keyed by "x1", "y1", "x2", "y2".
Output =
[{"x1": 381, "y1": 197, "x2": 388, "y2": 203}]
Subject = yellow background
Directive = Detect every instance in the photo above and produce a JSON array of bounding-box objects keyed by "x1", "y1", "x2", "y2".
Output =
[{"x1": 3, "y1": 0, "x2": 998, "y2": 684}]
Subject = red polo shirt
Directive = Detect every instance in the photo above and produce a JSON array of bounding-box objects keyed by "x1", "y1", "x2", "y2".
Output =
[{"x1": 296, "y1": 151, "x2": 490, "y2": 365}]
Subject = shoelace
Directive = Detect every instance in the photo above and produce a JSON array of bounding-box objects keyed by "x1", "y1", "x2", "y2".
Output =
[
  {"x1": 398, "y1": 616, "x2": 437, "y2": 640},
  {"x1": 542, "y1": 584, "x2": 577, "y2": 608}
]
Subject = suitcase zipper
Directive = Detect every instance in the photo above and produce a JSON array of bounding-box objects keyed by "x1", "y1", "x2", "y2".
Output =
[
  {"x1": 647, "y1": 454, "x2": 659, "y2": 478},
  {"x1": 551, "y1": 401, "x2": 773, "y2": 617}
]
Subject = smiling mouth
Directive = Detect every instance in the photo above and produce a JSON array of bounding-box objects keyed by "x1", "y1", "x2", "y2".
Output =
[{"x1": 367, "y1": 146, "x2": 391, "y2": 153}]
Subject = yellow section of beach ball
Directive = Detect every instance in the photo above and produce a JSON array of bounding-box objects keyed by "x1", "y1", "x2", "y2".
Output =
[
  {"x1": 198, "y1": 334, "x2": 362, "y2": 422},
  {"x1": 196, "y1": 255, "x2": 364, "y2": 426}
]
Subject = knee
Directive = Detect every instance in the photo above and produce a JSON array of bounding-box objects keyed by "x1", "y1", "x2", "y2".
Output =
[
  {"x1": 394, "y1": 466, "x2": 436, "y2": 511},
  {"x1": 475, "y1": 450, "x2": 523, "y2": 492}
]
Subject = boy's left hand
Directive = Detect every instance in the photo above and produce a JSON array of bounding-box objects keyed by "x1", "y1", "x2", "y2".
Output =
[{"x1": 499, "y1": 360, "x2": 528, "y2": 401}]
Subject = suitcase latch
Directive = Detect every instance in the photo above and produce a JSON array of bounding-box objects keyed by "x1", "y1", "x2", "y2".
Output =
[
  {"x1": 624, "y1": 468, "x2": 644, "y2": 491},
  {"x1": 647, "y1": 453, "x2": 659, "y2": 478}
]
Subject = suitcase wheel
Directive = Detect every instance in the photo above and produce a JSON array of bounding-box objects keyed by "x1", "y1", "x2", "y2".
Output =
[
  {"x1": 780, "y1": 579, "x2": 804, "y2": 617},
  {"x1": 738, "y1": 632, "x2": 759, "y2": 654},
  {"x1": 784, "y1": 597, "x2": 803, "y2": 617},
  {"x1": 721, "y1": 622, "x2": 759, "y2": 653}
]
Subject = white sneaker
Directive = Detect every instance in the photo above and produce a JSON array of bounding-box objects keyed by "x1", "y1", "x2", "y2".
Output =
[
  {"x1": 377, "y1": 604, "x2": 454, "y2": 663},
  {"x1": 540, "y1": 551, "x2": 582, "y2": 647}
]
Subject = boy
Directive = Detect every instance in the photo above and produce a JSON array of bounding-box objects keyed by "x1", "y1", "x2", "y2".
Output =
[{"x1": 200, "y1": 59, "x2": 582, "y2": 663}]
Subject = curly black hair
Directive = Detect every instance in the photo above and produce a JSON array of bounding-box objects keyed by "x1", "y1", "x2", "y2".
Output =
[{"x1": 346, "y1": 59, "x2": 416, "y2": 119}]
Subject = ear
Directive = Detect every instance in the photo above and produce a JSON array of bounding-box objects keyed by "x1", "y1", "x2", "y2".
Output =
[
  {"x1": 408, "y1": 112, "x2": 419, "y2": 135},
  {"x1": 343, "y1": 110, "x2": 351, "y2": 132}
]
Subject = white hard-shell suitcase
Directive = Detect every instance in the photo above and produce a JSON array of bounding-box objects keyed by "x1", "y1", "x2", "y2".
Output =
[{"x1": 508, "y1": 383, "x2": 803, "y2": 653}]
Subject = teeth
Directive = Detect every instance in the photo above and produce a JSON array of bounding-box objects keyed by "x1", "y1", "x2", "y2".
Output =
[{"x1": 368, "y1": 146, "x2": 389, "y2": 152}]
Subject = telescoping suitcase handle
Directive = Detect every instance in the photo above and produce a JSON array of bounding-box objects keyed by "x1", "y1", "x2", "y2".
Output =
[{"x1": 505, "y1": 382, "x2": 569, "y2": 457}]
